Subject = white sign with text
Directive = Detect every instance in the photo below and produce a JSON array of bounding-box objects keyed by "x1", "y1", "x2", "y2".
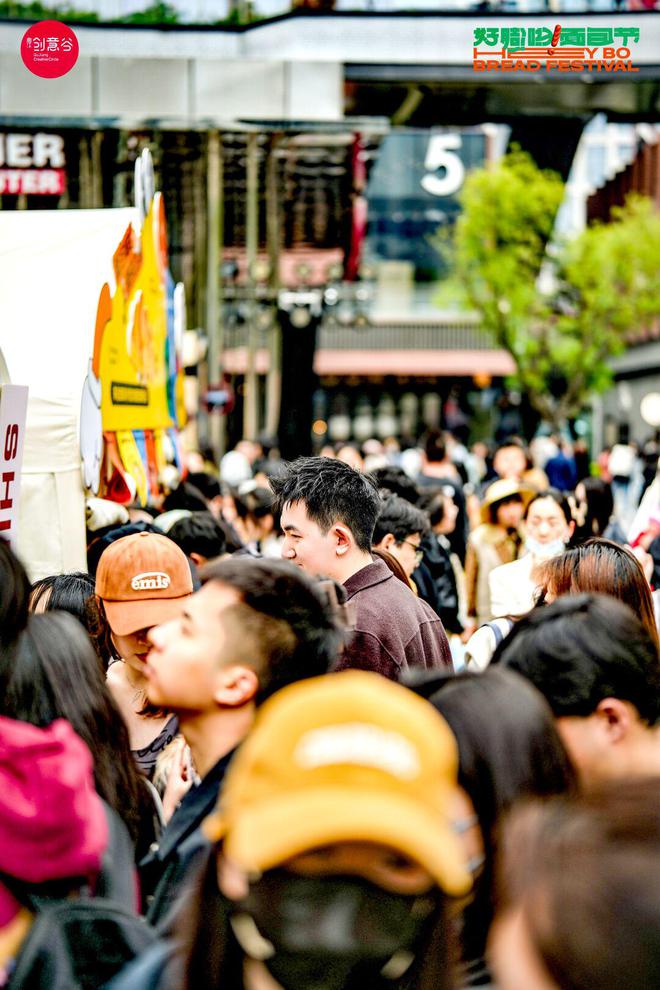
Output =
[{"x1": 0, "y1": 384, "x2": 28, "y2": 550}]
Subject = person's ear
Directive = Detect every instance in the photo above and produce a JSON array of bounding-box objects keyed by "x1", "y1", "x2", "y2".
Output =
[
  {"x1": 566, "y1": 519, "x2": 576, "y2": 539},
  {"x1": 333, "y1": 523, "x2": 354, "y2": 557},
  {"x1": 594, "y1": 697, "x2": 634, "y2": 744},
  {"x1": 190, "y1": 551, "x2": 207, "y2": 567},
  {"x1": 375, "y1": 532, "x2": 396, "y2": 552},
  {"x1": 214, "y1": 665, "x2": 259, "y2": 708}
]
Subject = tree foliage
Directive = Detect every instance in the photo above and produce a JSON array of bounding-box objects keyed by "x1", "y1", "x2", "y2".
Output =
[{"x1": 448, "y1": 149, "x2": 660, "y2": 430}]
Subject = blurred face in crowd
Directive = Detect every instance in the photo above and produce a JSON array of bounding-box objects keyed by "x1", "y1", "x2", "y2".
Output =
[
  {"x1": 336, "y1": 446, "x2": 364, "y2": 472},
  {"x1": 494, "y1": 495, "x2": 524, "y2": 531},
  {"x1": 281, "y1": 501, "x2": 355, "y2": 581},
  {"x1": 436, "y1": 493, "x2": 459, "y2": 536},
  {"x1": 111, "y1": 626, "x2": 154, "y2": 674},
  {"x1": 493, "y1": 445, "x2": 526, "y2": 481},
  {"x1": 218, "y1": 841, "x2": 440, "y2": 990},
  {"x1": 220, "y1": 842, "x2": 435, "y2": 901},
  {"x1": 391, "y1": 532, "x2": 423, "y2": 579},
  {"x1": 222, "y1": 492, "x2": 239, "y2": 524},
  {"x1": 554, "y1": 700, "x2": 653, "y2": 787},
  {"x1": 524, "y1": 498, "x2": 574, "y2": 554},
  {"x1": 145, "y1": 581, "x2": 257, "y2": 714}
]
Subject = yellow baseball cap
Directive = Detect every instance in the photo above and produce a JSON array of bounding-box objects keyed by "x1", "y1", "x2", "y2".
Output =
[{"x1": 204, "y1": 670, "x2": 472, "y2": 898}]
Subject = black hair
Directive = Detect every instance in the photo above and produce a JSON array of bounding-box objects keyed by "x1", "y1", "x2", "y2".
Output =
[
  {"x1": 371, "y1": 466, "x2": 419, "y2": 504},
  {"x1": 199, "y1": 557, "x2": 345, "y2": 703},
  {"x1": 233, "y1": 487, "x2": 278, "y2": 526},
  {"x1": 417, "y1": 488, "x2": 450, "y2": 529},
  {"x1": 168, "y1": 512, "x2": 227, "y2": 561},
  {"x1": 372, "y1": 494, "x2": 430, "y2": 545},
  {"x1": 30, "y1": 571, "x2": 105, "y2": 673},
  {"x1": 162, "y1": 482, "x2": 209, "y2": 514},
  {"x1": 0, "y1": 539, "x2": 30, "y2": 648},
  {"x1": 270, "y1": 457, "x2": 381, "y2": 552},
  {"x1": 525, "y1": 488, "x2": 574, "y2": 526},
  {"x1": 423, "y1": 429, "x2": 447, "y2": 464},
  {"x1": 410, "y1": 667, "x2": 576, "y2": 972},
  {"x1": 29, "y1": 572, "x2": 95, "y2": 621},
  {"x1": 493, "y1": 593, "x2": 660, "y2": 724},
  {"x1": 575, "y1": 477, "x2": 614, "y2": 540},
  {"x1": 0, "y1": 611, "x2": 150, "y2": 848},
  {"x1": 242, "y1": 487, "x2": 275, "y2": 520},
  {"x1": 186, "y1": 471, "x2": 222, "y2": 501},
  {"x1": 87, "y1": 521, "x2": 159, "y2": 576}
]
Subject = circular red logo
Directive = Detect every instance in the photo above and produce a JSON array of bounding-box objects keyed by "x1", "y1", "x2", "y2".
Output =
[{"x1": 21, "y1": 20, "x2": 79, "y2": 79}]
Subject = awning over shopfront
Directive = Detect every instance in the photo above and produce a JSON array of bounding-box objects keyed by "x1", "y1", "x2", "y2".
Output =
[{"x1": 223, "y1": 345, "x2": 515, "y2": 377}]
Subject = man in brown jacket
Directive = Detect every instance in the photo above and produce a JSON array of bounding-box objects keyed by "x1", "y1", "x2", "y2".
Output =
[{"x1": 271, "y1": 457, "x2": 452, "y2": 679}]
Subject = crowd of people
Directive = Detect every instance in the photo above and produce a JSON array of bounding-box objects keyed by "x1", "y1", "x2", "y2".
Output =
[{"x1": 1, "y1": 426, "x2": 660, "y2": 990}]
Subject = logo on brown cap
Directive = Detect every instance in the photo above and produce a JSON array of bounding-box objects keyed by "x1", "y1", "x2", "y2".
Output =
[{"x1": 131, "y1": 572, "x2": 171, "y2": 592}]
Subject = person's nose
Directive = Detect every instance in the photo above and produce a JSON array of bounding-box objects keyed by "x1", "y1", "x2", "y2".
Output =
[
  {"x1": 282, "y1": 539, "x2": 296, "y2": 560},
  {"x1": 147, "y1": 623, "x2": 166, "y2": 649}
]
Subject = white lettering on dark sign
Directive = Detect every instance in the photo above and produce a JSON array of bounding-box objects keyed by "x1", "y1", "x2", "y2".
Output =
[
  {"x1": 0, "y1": 134, "x2": 66, "y2": 197},
  {"x1": 0, "y1": 133, "x2": 65, "y2": 168}
]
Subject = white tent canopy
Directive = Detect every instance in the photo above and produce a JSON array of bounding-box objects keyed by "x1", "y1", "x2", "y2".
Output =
[{"x1": 0, "y1": 208, "x2": 138, "y2": 579}]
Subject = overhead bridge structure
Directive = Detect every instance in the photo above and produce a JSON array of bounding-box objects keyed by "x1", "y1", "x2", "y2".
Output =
[{"x1": 0, "y1": 10, "x2": 658, "y2": 131}]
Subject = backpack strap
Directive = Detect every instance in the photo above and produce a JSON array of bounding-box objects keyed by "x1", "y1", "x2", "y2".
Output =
[
  {"x1": 9, "y1": 898, "x2": 159, "y2": 990},
  {"x1": 483, "y1": 618, "x2": 515, "y2": 653}
]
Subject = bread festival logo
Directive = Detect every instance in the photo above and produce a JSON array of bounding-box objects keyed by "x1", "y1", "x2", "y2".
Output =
[{"x1": 473, "y1": 24, "x2": 640, "y2": 73}]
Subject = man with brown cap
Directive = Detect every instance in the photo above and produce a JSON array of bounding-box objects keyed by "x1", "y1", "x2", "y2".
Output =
[{"x1": 95, "y1": 531, "x2": 194, "y2": 776}]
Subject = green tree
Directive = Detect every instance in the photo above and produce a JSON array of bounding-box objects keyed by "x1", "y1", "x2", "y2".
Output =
[{"x1": 447, "y1": 150, "x2": 660, "y2": 431}]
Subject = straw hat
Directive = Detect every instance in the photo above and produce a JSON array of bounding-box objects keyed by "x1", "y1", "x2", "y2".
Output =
[{"x1": 480, "y1": 479, "x2": 535, "y2": 525}]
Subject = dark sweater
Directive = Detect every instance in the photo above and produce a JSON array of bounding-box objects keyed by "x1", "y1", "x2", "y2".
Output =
[{"x1": 336, "y1": 559, "x2": 453, "y2": 680}]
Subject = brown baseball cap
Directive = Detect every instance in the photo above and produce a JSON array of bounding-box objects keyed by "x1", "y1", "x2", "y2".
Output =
[{"x1": 95, "y1": 531, "x2": 193, "y2": 635}]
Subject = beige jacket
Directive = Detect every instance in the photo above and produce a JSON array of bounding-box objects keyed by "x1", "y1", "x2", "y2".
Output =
[{"x1": 465, "y1": 524, "x2": 521, "y2": 625}]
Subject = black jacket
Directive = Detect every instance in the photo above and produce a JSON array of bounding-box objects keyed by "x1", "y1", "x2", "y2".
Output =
[
  {"x1": 139, "y1": 748, "x2": 235, "y2": 928},
  {"x1": 413, "y1": 533, "x2": 463, "y2": 635}
]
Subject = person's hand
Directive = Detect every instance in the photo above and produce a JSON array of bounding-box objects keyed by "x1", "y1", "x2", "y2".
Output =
[
  {"x1": 460, "y1": 622, "x2": 477, "y2": 643},
  {"x1": 161, "y1": 741, "x2": 194, "y2": 823}
]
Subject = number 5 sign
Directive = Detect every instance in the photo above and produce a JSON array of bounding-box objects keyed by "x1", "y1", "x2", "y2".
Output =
[
  {"x1": 0, "y1": 384, "x2": 28, "y2": 550},
  {"x1": 421, "y1": 134, "x2": 465, "y2": 198}
]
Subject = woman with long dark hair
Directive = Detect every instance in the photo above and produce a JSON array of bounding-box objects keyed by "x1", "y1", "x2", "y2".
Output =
[
  {"x1": 572, "y1": 477, "x2": 625, "y2": 545},
  {"x1": 0, "y1": 538, "x2": 30, "y2": 647},
  {"x1": 412, "y1": 667, "x2": 577, "y2": 988},
  {"x1": 29, "y1": 571, "x2": 110, "y2": 671},
  {"x1": 0, "y1": 610, "x2": 158, "y2": 859}
]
